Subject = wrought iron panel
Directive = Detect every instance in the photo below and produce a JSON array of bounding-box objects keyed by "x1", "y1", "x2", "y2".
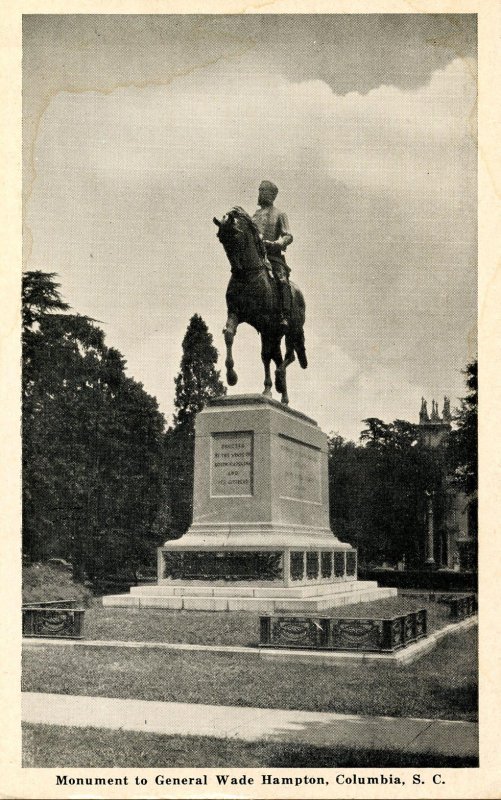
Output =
[
  {"x1": 290, "y1": 551, "x2": 305, "y2": 581},
  {"x1": 321, "y1": 551, "x2": 332, "y2": 578},
  {"x1": 260, "y1": 609, "x2": 428, "y2": 653},
  {"x1": 334, "y1": 551, "x2": 345, "y2": 578},
  {"x1": 22, "y1": 608, "x2": 85, "y2": 639},
  {"x1": 346, "y1": 551, "x2": 357, "y2": 576},
  {"x1": 330, "y1": 618, "x2": 383, "y2": 651},
  {"x1": 163, "y1": 551, "x2": 283, "y2": 581},
  {"x1": 306, "y1": 551, "x2": 319, "y2": 580},
  {"x1": 270, "y1": 617, "x2": 329, "y2": 648}
]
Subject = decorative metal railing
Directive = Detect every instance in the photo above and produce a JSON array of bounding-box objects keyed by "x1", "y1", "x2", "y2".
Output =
[
  {"x1": 438, "y1": 593, "x2": 477, "y2": 621},
  {"x1": 22, "y1": 602, "x2": 85, "y2": 639},
  {"x1": 163, "y1": 551, "x2": 283, "y2": 581},
  {"x1": 22, "y1": 599, "x2": 78, "y2": 609},
  {"x1": 259, "y1": 609, "x2": 428, "y2": 653}
]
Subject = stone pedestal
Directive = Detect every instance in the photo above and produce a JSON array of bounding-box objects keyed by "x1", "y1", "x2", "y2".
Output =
[{"x1": 104, "y1": 395, "x2": 395, "y2": 611}]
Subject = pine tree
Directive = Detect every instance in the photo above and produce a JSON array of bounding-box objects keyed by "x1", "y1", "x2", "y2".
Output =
[
  {"x1": 165, "y1": 315, "x2": 226, "y2": 537},
  {"x1": 22, "y1": 271, "x2": 69, "y2": 329},
  {"x1": 172, "y1": 314, "x2": 226, "y2": 428}
]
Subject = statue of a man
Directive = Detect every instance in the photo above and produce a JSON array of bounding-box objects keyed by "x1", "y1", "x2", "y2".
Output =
[{"x1": 253, "y1": 180, "x2": 293, "y2": 330}]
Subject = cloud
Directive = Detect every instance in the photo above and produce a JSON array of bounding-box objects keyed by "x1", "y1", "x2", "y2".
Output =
[
  {"x1": 27, "y1": 55, "x2": 476, "y2": 438},
  {"x1": 38, "y1": 56, "x2": 476, "y2": 192}
]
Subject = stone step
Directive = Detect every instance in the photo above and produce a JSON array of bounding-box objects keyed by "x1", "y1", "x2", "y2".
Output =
[
  {"x1": 129, "y1": 581, "x2": 376, "y2": 599},
  {"x1": 277, "y1": 587, "x2": 397, "y2": 612},
  {"x1": 103, "y1": 586, "x2": 396, "y2": 612}
]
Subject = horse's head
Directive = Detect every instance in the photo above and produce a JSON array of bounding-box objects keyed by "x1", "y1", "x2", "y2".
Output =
[{"x1": 214, "y1": 207, "x2": 267, "y2": 274}]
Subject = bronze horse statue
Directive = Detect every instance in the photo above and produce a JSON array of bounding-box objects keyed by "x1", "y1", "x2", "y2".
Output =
[{"x1": 213, "y1": 206, "x2": 307, "y2": 405}]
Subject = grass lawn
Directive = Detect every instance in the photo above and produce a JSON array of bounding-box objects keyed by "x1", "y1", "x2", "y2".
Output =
[
  {"x1": 22, "y1": 627, "x2": 477, "y2": 721},
  {"x1": 84, "y1": 595, "x2": 452, "y2": 646},
  {"x1": 22, "y1": 723, "x2": 478, "y2": 769}
]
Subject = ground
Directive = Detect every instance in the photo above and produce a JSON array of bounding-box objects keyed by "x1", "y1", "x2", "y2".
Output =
[
  {"x1": 22, "y1": 724, "x2": 478, "y2": 769},
  {"x1": 22, "y1": 594, "x2": 478, "y2": 768},
  {"x1": 23, "y1": 628, "x2": 477, "y2": 721},
  {"x1": 84, "y1": 594, "x2": 453, "y2": 645}
]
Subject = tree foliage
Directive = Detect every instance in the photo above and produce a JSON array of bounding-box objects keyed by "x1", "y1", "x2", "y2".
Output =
[
  {"x1": 22, "y1": 271, "x2": 69, "y2": 328},
  {"x1": 22, "y1": 271, "x2": 166, "y2": 585},
  {"x1": 448, "y1": 359, "x2": 478, "y2": 497},
  {"x1": 165, "y1": 314, "x2": 226, "y2": 538},
  {"x1": 172, "y1": 313, "x2": 227, "y2": 429},
  {"x1": 329, "y1": 418, "x2": 447, "y2": 568}
]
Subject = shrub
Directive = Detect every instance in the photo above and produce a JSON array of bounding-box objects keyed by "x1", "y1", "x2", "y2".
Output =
[
  {"x1": 22, "y1": 563, "x2": 93, "y2": 607},
  {"x1": 358, "y1": 568, "x2": 477, "y2": 592}
]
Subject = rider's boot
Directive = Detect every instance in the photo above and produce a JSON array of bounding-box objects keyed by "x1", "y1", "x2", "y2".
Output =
[{"x1": 279, "y1": 281, "x2": 292, "y2": 331}]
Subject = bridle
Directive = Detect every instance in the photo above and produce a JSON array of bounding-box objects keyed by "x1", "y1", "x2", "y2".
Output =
[{"x1": 214, "y1": 207, "x2": 271, "y2": 276}]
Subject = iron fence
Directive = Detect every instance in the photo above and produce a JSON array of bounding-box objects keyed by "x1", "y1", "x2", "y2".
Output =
[
  {"x1": 260, "y1": 609, "x2": 428, "y2": 653},
  {"x1": 22, "y1": 604, "x2": 85, "y2": 639}
]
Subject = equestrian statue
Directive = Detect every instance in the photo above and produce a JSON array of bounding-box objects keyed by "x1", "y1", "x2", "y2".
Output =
[{"x1": 213, "y1": 181, "x2": 307, "y2": 406}]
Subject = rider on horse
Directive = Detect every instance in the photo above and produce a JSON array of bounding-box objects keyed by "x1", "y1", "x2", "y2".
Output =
[
  {"x1": 214, "y1": 196, "x2": 307, "y2": 404},
  {"x1": 253, "y1": 180, "x2": 293, "y2": 331}
]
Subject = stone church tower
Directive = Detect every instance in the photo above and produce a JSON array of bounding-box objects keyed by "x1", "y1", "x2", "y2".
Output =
[
  {"x1": 418, "y1": 396, "x2": 452, "y2": 448},
  {"x1": 418, "y1": 396, "x2": 471, "y2": 571}
]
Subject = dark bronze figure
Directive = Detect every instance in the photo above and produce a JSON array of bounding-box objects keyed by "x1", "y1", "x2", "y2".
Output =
[
  {"x1": 253, "y1": 180, "x2": 293, "y2": 331},
  {"x1": 213, "y1": 205, "x2": 307, "y2": 405}
]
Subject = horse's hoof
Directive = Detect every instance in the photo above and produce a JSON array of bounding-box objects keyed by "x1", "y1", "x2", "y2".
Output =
[
  {"x1": 281, "y1": 396, "x2": 289, "y2": 406},
  {"x1": 262, "y1": 388, "x2": 272, "y2": 398},
  {"x1": 227, "y1": 369, "x2": 238, "y2": 386}
]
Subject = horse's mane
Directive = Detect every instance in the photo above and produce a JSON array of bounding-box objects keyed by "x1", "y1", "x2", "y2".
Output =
[{"x1": 229, "y1": 206, "x2": 268, "y2": 262}]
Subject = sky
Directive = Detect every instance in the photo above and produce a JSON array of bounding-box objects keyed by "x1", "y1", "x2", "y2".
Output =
[{"x1": 23, "y1": 15, "x2": 477, "y2": 441}]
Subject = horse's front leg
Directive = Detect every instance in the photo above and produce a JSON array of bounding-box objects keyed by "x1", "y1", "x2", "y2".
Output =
[
  {"x1": 261, "y1": 335, "x2": 272, "y2": 398},
  {"x1": 223, "y1": 313, "x2": 238, "y2": 386}
]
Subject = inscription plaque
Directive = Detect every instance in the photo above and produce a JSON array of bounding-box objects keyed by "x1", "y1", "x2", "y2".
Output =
[
  {"x1": 211, "y1": 431, "x2": 253, "y2": 497},
  {"x1": 278, "y1": 434, "x2": 321, "y2": 503}
]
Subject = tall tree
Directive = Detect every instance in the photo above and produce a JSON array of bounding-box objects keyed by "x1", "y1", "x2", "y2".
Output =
[
  {"x1": 23, "y1": 272, "x2": 106, "y2": 565},
  {"x1": 165, "y1": 314, "x2": 226, "y2": 537},
  {"x1": 172, "y1": 314, "x2": 227, "y2": 429},
  {"x1": 22, "y1": 271, "x2": 69, "y2": 328},
  {"x1": 22, "y1": 271, "x2": 166, "y2": 584},
  {"x1": 328, "y1": 433, "x2": 370, "y2": 553},
  {"x1": 447, "y1": 359, "x2": 478, "y2": 562},
  {"x1": 448, "y1": 359, "x2": 478, "y2": 498},
  {"x1": 362, "y1": 417, "x2": 446, "y2": 567}
]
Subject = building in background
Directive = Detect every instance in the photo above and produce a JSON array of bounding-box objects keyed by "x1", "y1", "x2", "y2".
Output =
[{"x1": 418, "y1": 397, "x2": 476, "y2": 571}]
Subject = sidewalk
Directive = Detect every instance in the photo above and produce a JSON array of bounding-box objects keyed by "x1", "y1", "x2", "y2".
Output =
[{"x1": 22, "y1": 692, "x2": 478, "y2": 759}]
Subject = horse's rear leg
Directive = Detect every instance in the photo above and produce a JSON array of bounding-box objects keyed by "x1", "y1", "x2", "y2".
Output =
[
  {"x1": 223, "y1": 313, "x2": 238, "y2": 386},
  {"x1": 276, "y1": 337, "x2": 295, "y2": 405},
  {"x1": 271, "y1": 342, "x2": 286, "y2": 402},
  {"x1": 261, "y1": 336, "x2": 273, "y2": 398}
]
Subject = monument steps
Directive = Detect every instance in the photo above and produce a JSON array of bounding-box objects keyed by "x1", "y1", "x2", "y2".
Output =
[
  {"x1": 103, "y1": 584, "x2": 397, "y2": 612},
  {"x1": 130, "y1": 580, "x2": 377, "y2": 598}
]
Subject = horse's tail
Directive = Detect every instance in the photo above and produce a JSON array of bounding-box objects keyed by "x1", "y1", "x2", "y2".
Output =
[
  {"x1": 294, "y1": 328, "x2": 308, "y2": 369},
  {"x1": 290, "y1": 283, "x2": 307, "y2": 369}
]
